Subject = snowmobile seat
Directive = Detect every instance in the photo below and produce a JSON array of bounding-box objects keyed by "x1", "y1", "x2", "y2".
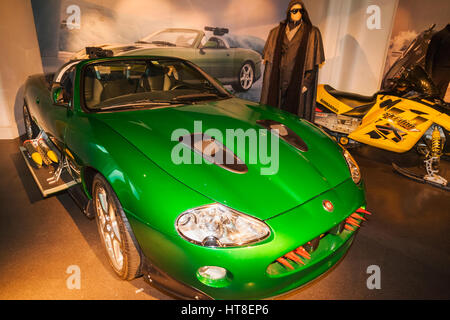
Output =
[
  {"x1": 323, "y1": 85, "x2": 377, "y2": 115},
  {"x1": 324, "y1": 85, "x2": 376, "y2": 103}
]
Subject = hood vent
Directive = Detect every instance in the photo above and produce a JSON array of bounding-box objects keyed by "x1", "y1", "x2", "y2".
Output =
[
  {"x1": 179, "y1": 133, "x2": 248, "y2": 174},
  {"x1": 257, "y1": 120, "x2": 308, "y2": 152}
]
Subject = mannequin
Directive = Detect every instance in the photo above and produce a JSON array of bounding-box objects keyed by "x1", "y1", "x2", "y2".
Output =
[{"x1": 260, "y1": 0, "x2": 325, "y2": 122}]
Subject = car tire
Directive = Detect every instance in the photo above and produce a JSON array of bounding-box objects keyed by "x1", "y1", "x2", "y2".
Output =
[
  {"x1": 23, "y1": 103, "x2": 39, "y2": 140},
  {"x1": 232, "y1": 62, "x2": 255, "y2": 92},
  {"x1": 92, "y1": 173, "x2": 142, "y2": 280}
]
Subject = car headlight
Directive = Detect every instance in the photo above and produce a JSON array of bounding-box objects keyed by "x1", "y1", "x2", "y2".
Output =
[
  {"x1": 176, "y1": 204, "x2": 270, "y2": 247},
  {"x1": 342, "y1": 148, "x2": 361, "y2": 184}
]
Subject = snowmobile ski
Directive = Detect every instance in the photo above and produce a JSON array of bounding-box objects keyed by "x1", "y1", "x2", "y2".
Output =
[{"x1": 392, "y1": 162, "x2": 450, "y2": 191}]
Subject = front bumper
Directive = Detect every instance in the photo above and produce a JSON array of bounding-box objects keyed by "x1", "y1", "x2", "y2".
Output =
[{"x1": 128, "y1": 178, "x2": 366, "y2": 300}]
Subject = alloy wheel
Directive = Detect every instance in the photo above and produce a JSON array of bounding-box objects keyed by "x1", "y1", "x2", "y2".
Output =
[
  {"x1": 95, "y1": 185, "x2": 124, "y2": 272},
  {"x1": 239, "y1": 63, "x2": 254, "y2": 91}
]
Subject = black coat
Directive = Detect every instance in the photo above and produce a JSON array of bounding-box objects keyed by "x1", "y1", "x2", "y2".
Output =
[{"x1": 260, "y1": 23, "x2": 325, "y2": 120}]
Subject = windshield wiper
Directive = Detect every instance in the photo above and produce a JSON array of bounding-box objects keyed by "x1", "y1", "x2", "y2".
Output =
[
  {"x1": 150, "y1": 40, "x2": 176, "y2": 47},
  {"x1": 172, "y1": 93, "x2": 221, "y2": 102},
  {"x1": 97, "y1": 101, "x2": 176, "y2": 111}
]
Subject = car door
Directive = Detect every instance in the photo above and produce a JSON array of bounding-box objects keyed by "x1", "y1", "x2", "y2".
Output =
[
  {"x1": 41, "y1": 64, "x2": 76, "y2": 152},
  {"x1": 196, "y1": 37, "x2": 235, "y2": 81}
]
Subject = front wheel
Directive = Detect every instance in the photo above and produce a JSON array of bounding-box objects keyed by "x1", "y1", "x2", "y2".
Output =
[
  {"x1": 92, "y1": 174, "x2": 142, "y2": 280},
  {"x1": 232, "y1": 62, "x2": 255, "y2": 92}
]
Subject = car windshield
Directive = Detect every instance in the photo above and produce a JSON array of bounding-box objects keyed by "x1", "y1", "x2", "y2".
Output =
[
  {"x1": 83, "y1": 58, "x2": 230, "y2": 111},
  {"x1": 139, "y1": 30, "x2": 201, "y2": 48}
]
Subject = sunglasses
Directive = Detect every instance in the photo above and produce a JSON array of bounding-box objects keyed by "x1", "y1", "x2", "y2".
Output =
[{"x1": 290, "y1": 9, "x2": 303, "y2": 14}]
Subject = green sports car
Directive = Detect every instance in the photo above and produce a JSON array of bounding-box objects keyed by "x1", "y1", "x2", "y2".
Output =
[
  {"x1": 22, "y1": 53, "x2": 368, "y2": 300},
  {"x1": 72, "y1": 27, "x2": 262, "y2": 92}
]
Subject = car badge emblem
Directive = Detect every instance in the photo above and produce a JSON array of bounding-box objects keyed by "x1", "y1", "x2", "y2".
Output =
[{"x1": 323, "y1": 200, "x2": 334, "y2": 212}]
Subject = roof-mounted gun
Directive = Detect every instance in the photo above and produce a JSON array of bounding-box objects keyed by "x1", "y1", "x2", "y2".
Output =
[
  {"x1": 86, "y1": 47, "x2": 114, "y2": 59},
  {"x1": 204, "y1": 26, "x2": 229, "y2": 36}
]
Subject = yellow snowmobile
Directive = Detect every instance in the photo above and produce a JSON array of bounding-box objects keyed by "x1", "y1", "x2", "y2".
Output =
[{"x1": 315, "y1": 65, "x2": 450, "y2": 191}]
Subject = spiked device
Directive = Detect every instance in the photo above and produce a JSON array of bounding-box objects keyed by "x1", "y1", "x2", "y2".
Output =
[
  {"x1": 275, "y1": 207, "x2": 372, "y2": 270},
  {"x1": 276, "y1": 245, "x2": 312, "y2": 270},
  {"x1": 345, "y1": 208, "x2": 371, "y2": 231}
]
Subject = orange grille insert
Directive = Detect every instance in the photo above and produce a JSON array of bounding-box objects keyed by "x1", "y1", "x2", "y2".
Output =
[{"x1": 274, "y1": 207, "x2": 372, "y2": 270}]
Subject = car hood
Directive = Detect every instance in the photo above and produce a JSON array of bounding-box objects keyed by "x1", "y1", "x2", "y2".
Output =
[{"x1": 92, "y1": 98, "x2": 351, "y2": 220}]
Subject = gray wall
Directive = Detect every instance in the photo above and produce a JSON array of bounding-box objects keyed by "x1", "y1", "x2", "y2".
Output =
[
  {"x1": 0, "y1": 0, "x2": 43, "y2": 139},
  {"x1": 309, "y1": 0, "x2": 399, "y2": 95}
]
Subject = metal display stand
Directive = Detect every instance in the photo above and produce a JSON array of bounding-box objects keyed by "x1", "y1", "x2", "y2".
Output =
[{"x1": 20, "y1": 132, "x2": 80, "y2": 197}]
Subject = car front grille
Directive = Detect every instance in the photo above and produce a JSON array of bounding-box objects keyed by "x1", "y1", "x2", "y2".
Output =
[{"x1": 266, "y1": 208, "x2": 371, "y2": 276}]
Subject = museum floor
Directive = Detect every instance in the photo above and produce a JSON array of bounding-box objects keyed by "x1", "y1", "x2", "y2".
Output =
[{"x1": 0, "y1": 138, "x2": 448, "y2": 300}]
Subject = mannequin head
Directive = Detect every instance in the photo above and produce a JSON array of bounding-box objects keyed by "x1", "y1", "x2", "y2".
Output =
[
  {"x1": 286, "y1": 1, "x2": 311, "y2": 27},
  {"x1": 289, "y1": 4, "x2": 303, "y2": 23}
]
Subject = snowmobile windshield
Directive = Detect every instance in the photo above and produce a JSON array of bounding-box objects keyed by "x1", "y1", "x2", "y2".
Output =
[{"x1": 382, "y1": 25, "x2": 436, "y2": 90}]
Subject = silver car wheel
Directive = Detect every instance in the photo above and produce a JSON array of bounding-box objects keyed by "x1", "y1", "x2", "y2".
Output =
[
  {"x1": 239, "y1": 63, "x2": 254, "y2": 91},
  {"x1": 95, "y1": 186, "x2": 124, "y2": 272}
]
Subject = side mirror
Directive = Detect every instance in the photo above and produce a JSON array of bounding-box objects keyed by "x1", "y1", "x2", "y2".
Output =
[{"x1": 51, "y1": 84, "x2": 69, "y2": 107}]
